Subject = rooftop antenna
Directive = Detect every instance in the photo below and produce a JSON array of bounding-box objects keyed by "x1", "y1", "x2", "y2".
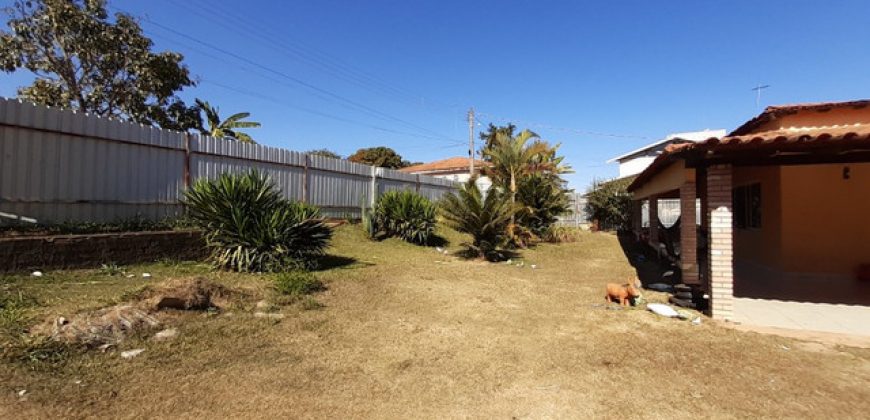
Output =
[{"x1": 751, "y1": 84, "x2": 770, "y2": 111}]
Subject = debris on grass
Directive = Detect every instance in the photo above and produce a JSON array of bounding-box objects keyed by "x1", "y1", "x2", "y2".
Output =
[
  {"x1": 37, "y1": 305, "x2": 159, "y2": 347},
  {"x1": 142, "y1": 273, "x2": 152, "y2": 278},
  {"x1": 31, "y1": 271, "x2": 43, "y2": 277},
  {"x1": 254, "y1": 312, "x2": 285, "y2": 319},
  {"x1": 120, "y1": 348, "x2": 145, "y2": 359},
  {"x1": 152, "y1": 328, "x2": 178, "y2": 341},
  {"x1": 647, "y1": 303, "x2": 680, "y2": 318}
]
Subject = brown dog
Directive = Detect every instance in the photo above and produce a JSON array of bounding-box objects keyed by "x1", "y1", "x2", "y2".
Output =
[{"x1": 605, "y1": 280, "x2": 641, "y2": 306}]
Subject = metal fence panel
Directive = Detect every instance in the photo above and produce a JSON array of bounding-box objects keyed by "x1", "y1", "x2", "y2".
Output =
[{"x1": 0, "y1": 99, "x2": 458, "y2": 224}]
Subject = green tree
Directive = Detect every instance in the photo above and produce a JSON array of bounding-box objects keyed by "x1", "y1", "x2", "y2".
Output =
[
  {"x1": 516, "y1": 174, "x2": 571, "y2": 236},
  {"x1": 306, "y1": 149, "x2": 342, "y2": 159},
  {"x1": 0, "y1": 0, "x2": 199, "y2": 130},
  {"x1": 195, "y1": 99, "x2": 261, "y2": 143},
  {"x1": 479, "y1": 123, "x2": 516, "y2": 156},
  {"x1": 584, "y1": 177, "x2": 634, "y2": 231},
  {"x1": 481, "y1": 130, "x2": 550, "y2": 220},
  {"x1": 347, "y1": 146, "x2": 406, "y2": 168}
]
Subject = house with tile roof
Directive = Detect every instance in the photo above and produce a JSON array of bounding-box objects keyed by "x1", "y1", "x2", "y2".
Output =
[
  {"x1": 400, "y1": 156, "x2": 492, "y2": 191},
  {"x1": 608, "y1": 129, "x2": 726, "y2": 179},
  {"x1": 626, "y1": 99, "x2": 870, "y2": 327}
]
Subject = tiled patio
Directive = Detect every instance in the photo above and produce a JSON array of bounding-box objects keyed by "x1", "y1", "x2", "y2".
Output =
[{"x1": 732, "y1": 298, "x2": 870, "y2": 336}]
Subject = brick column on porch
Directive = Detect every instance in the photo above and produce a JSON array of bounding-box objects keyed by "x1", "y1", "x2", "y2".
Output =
[
  {"x1": 648, "y1": 195, "x2": 659, "y2": 250},
  {"x1": 707, "y1": 164, "x2": 734, "y2": 320},
  {"x1": 679, "y1": 181, "x2": 699, "y2": 284}
]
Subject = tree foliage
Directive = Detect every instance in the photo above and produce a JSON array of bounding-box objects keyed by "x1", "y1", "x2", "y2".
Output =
[
  {"x1": 480, "y1": 129, "x2": 573, "y2": 245},
  {"x1": 584, "y1": 177, "x2": 634, "y2": 231},
  {"x1": 305, "y1": 149, "x2": 342, "y2": 159},
  {"x1": 347, "y1": 146, "x2": 407, "y2": 168},
  {"x1": 0, "y1": 0, "x2": 199, "y2": 130},
  {"x1": 479, "y1": 123, "x2": 516, "y2": 155},
  {"x1": 195, "y1": 99, "x2": 260, "y2": 143}
]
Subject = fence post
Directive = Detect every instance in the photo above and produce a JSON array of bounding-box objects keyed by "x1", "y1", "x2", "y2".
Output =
[
  {"x1": 302, "y1": 154, "x2": 310, "y2": 203},
  {"x1": 415, "y1": 174, "x2": 421, "y2": 193},
  {"x1": 369, "y1": 166, "x2": 378, "y2": 207},
  {"x1": 183, "y1": 132, "x2": 193, "y2": 189}
]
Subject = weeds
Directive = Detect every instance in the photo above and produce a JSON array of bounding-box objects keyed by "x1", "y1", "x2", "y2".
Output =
[
  {"x1": 300, "y1": 296, "x2": 324, "y2": 310},
  {"x1": 273, "y1": 271, "x2": 324, "y2": 297}
]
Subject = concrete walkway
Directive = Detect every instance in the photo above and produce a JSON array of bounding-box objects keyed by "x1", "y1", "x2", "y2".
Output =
[{"x1": 733, "y1": 298, "x2": 870, "y2": 336}]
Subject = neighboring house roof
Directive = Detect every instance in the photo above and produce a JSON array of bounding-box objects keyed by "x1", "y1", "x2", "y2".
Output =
[
  {"x1": 400, "y1": 157, "x2": 490, "y2": 174},
  {"x1": 627, "y1": 123, "x2": 870, "y2": 192},
  {"x1": 729, "y1": 99, "x2": 870, "y2": 136},
  {"x1": 606, "y1": 129, "x2": 726, "y2": 163}
]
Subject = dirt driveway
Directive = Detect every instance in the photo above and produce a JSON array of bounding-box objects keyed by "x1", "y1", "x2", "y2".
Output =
[{"x1": 3, "y1": 227, "x2": 869, "y2": 419}]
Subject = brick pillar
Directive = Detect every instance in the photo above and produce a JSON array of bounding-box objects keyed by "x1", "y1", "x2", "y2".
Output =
[
  {"x1": 680, "y1": 181, "x2": 699, "y2": 284},
  {"x1": 707, "y1": 164, "x2": 734, "y2": 320},
  {"x1": 648, "y1": 195, "x2": 659, "y2": 250}
]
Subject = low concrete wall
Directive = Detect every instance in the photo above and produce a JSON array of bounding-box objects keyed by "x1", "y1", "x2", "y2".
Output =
[{"x1": 0, "y1": 230, "x2": 207, "y2": 273}]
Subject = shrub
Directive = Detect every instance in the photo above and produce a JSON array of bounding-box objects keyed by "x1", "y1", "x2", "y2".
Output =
[
  {"x1": 273, "y1": 271, "x2": 324, "y2": 296},
  {"x1": 542, "y1": 225, "x2": 585, "y2": 243},
  {"x1": 439, "y1": 178, "x2": 516, "y2": 261},
  {"x1": 585, "y1": 177, "x2": 634, "y2": 231},
  {"x1": 367, "y1": 190, "x2": 436, "y2": 245},
  {"x1": 183, "y1": 170, "x2": 332, "y2": 272},
  {"x1": 516, "y1": 174, "x2": 571, "y2": 237}
]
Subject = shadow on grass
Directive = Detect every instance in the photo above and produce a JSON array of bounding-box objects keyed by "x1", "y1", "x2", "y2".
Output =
[
  {"x1": 616, "y1": 232, "x2": 679, "y2": 287},
  {"x1": 425, "y1": 234, "x2": 449, "y2": 248},
  {"x1": 312, "y1": 254, "x2": 371, "y2": 271},
  {"x1": 453, "y1": 247, "x2": 521, "y2": 262}
]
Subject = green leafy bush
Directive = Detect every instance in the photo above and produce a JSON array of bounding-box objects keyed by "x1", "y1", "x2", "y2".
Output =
[
  {"x1": 585, "y1": 177, "x2": 634, "y2": 231},
  {"x1": 516, "y1": 175, "x2": 571, "y2": 237},
  {"x1": 367, "y1": 190, "x2": 436, "y2": 245},
  {"x1": 542, "y1": 226, "x2": 585, "y2": 243},
  {"x1": 273, "y1": 271, "x2": 324, "y2": 296},
  {"x1": 183, "y1": 170, "x2": 332, "y2": 272},
  {"x1": 439, "y1": 179, "x2": 516, "y2": 261}
]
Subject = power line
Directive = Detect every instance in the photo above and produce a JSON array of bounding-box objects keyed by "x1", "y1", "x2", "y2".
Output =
[
  {"x1": 113, "y1": 5, "x2": 462, "y2": 144},
  {"x1": 474, "y1": 111, "x2": 651, "y2": 140},
  {"x1": 201, "y1": 79, "x2": 467, "y2": 146},
  {"x1": 164, "y1": 0, "x2": 463, "y2": 117}
]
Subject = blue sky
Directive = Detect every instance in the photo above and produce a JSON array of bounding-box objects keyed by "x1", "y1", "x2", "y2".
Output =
[{"x1": 2, "y1": 0, "x2": 870, "y2": 189}]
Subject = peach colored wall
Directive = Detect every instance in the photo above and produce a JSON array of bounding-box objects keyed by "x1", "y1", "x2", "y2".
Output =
[
  {"x1": 753, "y1": 107, "x2": 870, "y2": 132},
  {"x1": 778, "y1": 163, "x2": 870, "y2": 275},
  {"x1": 733, "y1": 166, "x2": 782, "y2": 267}
]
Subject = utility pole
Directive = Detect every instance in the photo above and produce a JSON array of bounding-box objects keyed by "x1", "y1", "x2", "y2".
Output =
[
  {"x1": 751, "y1": 84, "x2": 770, "y2": 110},
  {"x1": 468, "y1": 107, "x2": 475, "y2": 176}
]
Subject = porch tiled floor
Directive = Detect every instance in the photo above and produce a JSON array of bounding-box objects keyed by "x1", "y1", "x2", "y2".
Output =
[{"x1": 733, "y1": 298, "x2": 870, "y2": 336}]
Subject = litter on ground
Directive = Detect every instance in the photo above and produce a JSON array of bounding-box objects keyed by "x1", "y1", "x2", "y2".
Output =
[
  {"x1": 647, "y1": 303, "x2": 680, "y2": 318},
  {"x1": 120, "y1": 348, "x2": 145, "y2": 359},
  {"x1": 31, "y1": 271, "x2": 43, "y2": 277}
]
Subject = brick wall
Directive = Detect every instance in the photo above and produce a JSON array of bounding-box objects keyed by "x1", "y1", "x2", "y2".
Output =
[
  {"x1": 707, "y1": 164, "x2": 734, "y2": 320},
  {"x1": 0, "y1": 230, "x2": 207, "y2": 273},
  {"x1": 680, "y1": 181, "x2": 699, "y2": 284}
]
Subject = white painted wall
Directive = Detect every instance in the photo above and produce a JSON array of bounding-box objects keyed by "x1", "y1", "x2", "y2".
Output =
[{"x1": 618, "y1": 155, "x2": 657, "y2": 178}]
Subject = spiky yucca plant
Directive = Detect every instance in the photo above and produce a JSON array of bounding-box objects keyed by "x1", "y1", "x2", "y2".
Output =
[
  {"x1": 439, "y1": 179, "x2": 516, "y2": 261},
  {"x1": 369, "y1": 190, "x2": 436, "y2": 245},
  {"x1": 183, "y1": 170, "x2": 332, "y2": 272}
]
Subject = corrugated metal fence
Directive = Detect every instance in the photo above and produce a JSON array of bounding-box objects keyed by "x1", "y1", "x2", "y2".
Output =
[{"x1": 0, "y1": 98, "x2": 458, "y2": 224}]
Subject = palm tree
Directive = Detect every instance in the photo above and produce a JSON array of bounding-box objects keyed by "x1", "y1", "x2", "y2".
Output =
[
  {"x1": 439, "y1": 178, "x2": 516, "y2": 260},
  {"x1": 481, "y1": 130, "x2": 552, "y2": 222},
  {"x1": 195, "y1": 99, "x2": 261, "y2": 143}
]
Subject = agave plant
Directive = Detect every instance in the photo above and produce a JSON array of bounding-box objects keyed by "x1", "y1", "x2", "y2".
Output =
[
  {"x1": 368, "y1": 190, "x2": 436, "y2": 245},
  {"x1": 183, "y1": 170, "x2": 332, "y2": 272},
  {"x1": 439, "y1": 178, "x2": 516, "y2": 261}
]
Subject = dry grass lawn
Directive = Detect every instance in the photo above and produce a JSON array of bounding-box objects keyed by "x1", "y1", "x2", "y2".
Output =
[{"x1": 2, "y1": 225, "x2": 869, "y2": 419}]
